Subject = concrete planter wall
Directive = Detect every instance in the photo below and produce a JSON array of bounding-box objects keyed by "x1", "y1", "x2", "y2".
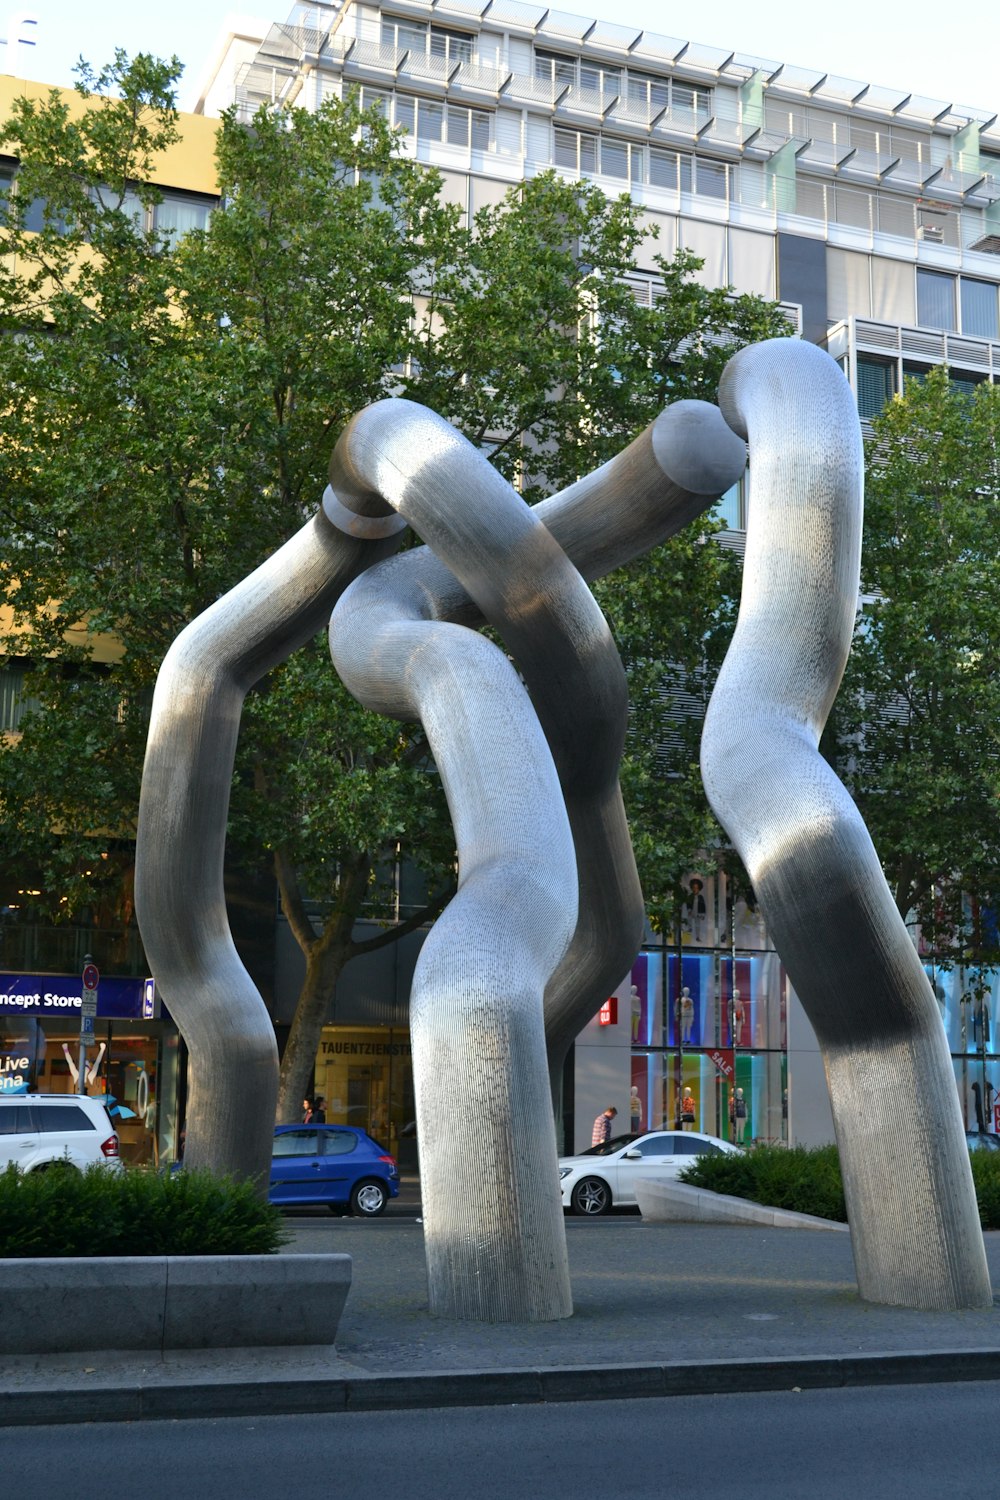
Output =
[
  {"x1": 634, "y1": 1178, "x2": 848, "y2": 1232},
  {"x1": 0, "y1": 1252, "x2": 351, "y2": 1355}
]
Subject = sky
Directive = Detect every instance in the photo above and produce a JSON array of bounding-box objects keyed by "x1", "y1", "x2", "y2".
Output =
[{"x1": 4, "y1": 0, "x2": 999, "y2": 121}]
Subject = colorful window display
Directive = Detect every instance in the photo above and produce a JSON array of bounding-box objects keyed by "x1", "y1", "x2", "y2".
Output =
[
  {"x1": 719, "y1": 954, "x2": 787, "y2": 1051},
  {"x1": 666, "y1": 954, "x2": 713, "y2": 1047},
  {"x1": 627, "y1": 939, "x2": 789, "y2": 1146}
]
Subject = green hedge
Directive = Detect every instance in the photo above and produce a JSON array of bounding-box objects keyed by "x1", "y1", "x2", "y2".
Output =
[
  {"x1": 0, "y1": 1164, "x2": 289, "y2": 1257},
  {"x1": 681, "y1": 1143, "x2": 1000, "y2": 1230}
]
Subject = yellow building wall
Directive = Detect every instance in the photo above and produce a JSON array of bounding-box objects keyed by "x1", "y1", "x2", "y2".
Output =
[
  {"x1": 0, "y1": 74, "x2": 219, "y2": 195},
  {"x1": 0, "y1": 76, "x2": 219, "y2": 668}
]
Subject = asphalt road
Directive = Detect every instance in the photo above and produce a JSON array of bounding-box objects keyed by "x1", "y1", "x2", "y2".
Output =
[{"x1": 3, "y1": 1384, "x2": 999, "y2": 1498}]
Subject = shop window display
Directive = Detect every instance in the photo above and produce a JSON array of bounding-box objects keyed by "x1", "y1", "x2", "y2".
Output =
[
  {"x1": 628, "y1": 950, "x2": 662, "y2": 1048},
  {"x1": 680, "y1": 872, "x2": 713, "y2": 947},
  {"x1": 666, "y1": 954, "x2": 712, "y2": 1047},
  {"x1": 0, "y1": 973, "x2": 179, "y2": 1164},
  {"x1": 627, "y1": 900, "x2": 790, "y2": 1145}
]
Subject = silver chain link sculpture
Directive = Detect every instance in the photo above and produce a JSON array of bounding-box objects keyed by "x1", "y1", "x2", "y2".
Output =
[{"x1": 135, "y1": 339, "x2": 991, "y2": 1321}]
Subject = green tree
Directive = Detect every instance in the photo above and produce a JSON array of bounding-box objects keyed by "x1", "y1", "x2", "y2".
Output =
[
  {"x1": 0, "y1": 55, "x2": 789, "y2": 1123},
  {"x1": 832, "y1": 367, "x2": 1000, "y2": 973}
]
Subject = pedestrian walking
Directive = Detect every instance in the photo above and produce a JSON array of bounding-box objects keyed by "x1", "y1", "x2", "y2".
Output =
[{"x1": 592, "y1": 1105, "x2": 617, "y2": 1146}]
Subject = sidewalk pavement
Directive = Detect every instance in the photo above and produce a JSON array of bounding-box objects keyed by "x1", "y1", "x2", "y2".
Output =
[{"x1": 3, "y1": 1214, "x2": 1000, "y2": 1426}]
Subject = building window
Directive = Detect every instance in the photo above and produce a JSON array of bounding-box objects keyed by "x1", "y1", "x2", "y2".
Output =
[
  {"x1": 534, "y1": 52, "x2": 709, "y2": 117},
  {"x1": 960, "y1": 278, "x2": 999, "y2": 341},
  {"x1": 579, "y1": 60, "x2": 622, "y2": 96},
  {"x1": 153, "y1": 191, "x2": 212, "y2": 239},
  {"x1": 417, "y1": 100, "x2": 444, "y2": 143},
  {"x1": 381, "y1": 90, "x2": 491, "y2": 149},
  {"x1": 626, "y1": 70, "x2": 670, "y2": 115},
  {"x1": 715, "y1": 479, "x2": 744, "y2": 530},
  {"x1": 554, "y1": 128, "x2": 644, "y2": 182},
  {"x1": 916, "y1": 269, "x2": 956, "y2": 331},
  {"x1": 535, "y1": 48, "x2": 577, "y2": 89},
  {"x1": 381, "y1": 17, "x2": 473, "y2": 65},
  {"x1": 915, "y1": 271, "x2": 999, "y2": 338},
  {"x1": 857, "y1": 358, "x2": 896, "y2": 419},
  {"x1": 0, "y1": 667, "x2": 39, "y2": 733},
  {"x1": 648, "y1": 148, "x2": 728, "y2": 200},
  {"x1": 554, "y1": 126, "x2": 596, "y2": 174}
]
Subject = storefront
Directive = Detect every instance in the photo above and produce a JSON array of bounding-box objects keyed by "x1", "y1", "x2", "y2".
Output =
[
  {"x1": 0, "y1": 971, "x2": 182, "y2": 1165},
  {"x1": 312, "y1": 1025, "x2": 415, "y2": 1167}
]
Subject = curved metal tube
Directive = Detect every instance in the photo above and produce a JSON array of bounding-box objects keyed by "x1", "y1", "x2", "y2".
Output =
[
  {"x1": 701, "y1": 339, "x2": 991, "y2": 1310},
  {"x1": 134, "y1": 508, "x2": 405, "y2": 1182},
  {"x1": 330, "y1": 401, "x2": 606, "y2": 1320}
]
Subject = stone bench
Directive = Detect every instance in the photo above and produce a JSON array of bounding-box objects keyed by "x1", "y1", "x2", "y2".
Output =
[{"x1": 0, "y1": 1253, "x2": 352, "y2": 1355}]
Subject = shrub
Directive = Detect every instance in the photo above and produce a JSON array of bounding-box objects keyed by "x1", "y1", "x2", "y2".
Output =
[
  {"x1": 681, "y1": 1142, "x2": 1000, "y2": 1228},
  {"x1": 0, "y1": 1163, "x2": 290, "y2": 1257},
  {"x1": 969, "y1": 1150, "x2": 1000, "y2": 1230},
  {"x1": 679, "y1": 1144, "x2": 848, "y2": 1222}
]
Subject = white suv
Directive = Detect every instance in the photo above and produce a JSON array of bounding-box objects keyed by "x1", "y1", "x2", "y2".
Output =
[{"x1": 0, "y1": 1093, "x2": 122, "y2": 1173}]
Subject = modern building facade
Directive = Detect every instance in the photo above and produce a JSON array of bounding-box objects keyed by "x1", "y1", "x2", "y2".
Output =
[{"x1": 195, "y1": 0, "x2": 1000, "y2": 1155}]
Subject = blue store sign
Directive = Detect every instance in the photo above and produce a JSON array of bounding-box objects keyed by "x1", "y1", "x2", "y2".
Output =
[{"x1": 0, "y1": 973, "x2": 159, "y2": 1020}]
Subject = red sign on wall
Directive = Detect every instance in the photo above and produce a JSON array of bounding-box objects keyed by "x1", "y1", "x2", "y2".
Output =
[
  {"x1": 707, "y1": 1047, "x2": 735, "y2": 1081},
  {"x1": 598, "y1": 997, "x2": 618, "y2": 1026}
]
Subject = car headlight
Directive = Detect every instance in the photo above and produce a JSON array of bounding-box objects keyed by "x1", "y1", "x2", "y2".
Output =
[{"x1": 559, "y1": 1167, "x2": 573, "y2": 1179}]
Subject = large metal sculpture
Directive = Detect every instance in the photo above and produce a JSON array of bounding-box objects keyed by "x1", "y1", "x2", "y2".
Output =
[
  {"x1": 135, "y1": 338, "x2": 991, "y2": 1321},
  {"x1": 702, "y1": 342, "x2": 991, "y2": 1310},
  {"x1": 135, "y1": 393, "x2": 744, "y2": 1320}
]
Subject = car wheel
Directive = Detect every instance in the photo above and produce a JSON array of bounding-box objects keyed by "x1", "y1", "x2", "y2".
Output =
[
  {"x1": 350, "y1": 1179, "x2": 388, "y2": 1217},
  {"x1": 31, "y1": 1159, "x2": 79, "y2": 1173},
  {"x1": 570, "y1": 1176, "x2": 611, "y2": 1215}
]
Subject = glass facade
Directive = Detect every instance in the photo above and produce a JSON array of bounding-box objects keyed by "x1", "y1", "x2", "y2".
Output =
[
  {"x1": 920, "y1": 960, "x2": 1000, "y2": 1134},
  {"x1": 628, "y1": 872, "x2": 790, "y2": 1147}
]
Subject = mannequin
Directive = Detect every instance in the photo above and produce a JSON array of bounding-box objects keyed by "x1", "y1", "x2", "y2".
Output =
[
  {"x1": 973, "y1": 994, "x2": 992, "y2": 1052},
  {"x1": 61, "y1": 1040, "x2": 106, "y2": 1090},
  {"x1": 971, "y1": 1080, "x2": 986, "y2": 1134},
  {"x1": 685, "y1": 878, "x2": 707, "y2": 944},
  {"x1": 630, "y1": 983, "x2": 642, "y2": 1044},
  {"x1": 729, "y1": 1086, "x2": 748, "y2": 1143},
  {"x1": 733, "y1": 987, "x2": 745, "y2": 1046},
  {"x1": 629, "y1": 1084, "x2": 643, "y2": 1134},
  {"x1": 680, "y1": 1086, "x2": 696, "y2": 1130},
  {"x1": 676, "y1": 986, "x2": 695, "y2": 1044}
]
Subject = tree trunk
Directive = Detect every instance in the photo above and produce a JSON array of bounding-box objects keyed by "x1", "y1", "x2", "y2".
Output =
[{"x1": 274, "y1": 850, "x2": 371, "y2": 1123}]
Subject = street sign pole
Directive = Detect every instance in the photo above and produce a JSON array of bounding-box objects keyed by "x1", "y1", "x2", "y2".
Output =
[{"x1": 79, "y1": 954, "x2": 99, "y2": 1089}]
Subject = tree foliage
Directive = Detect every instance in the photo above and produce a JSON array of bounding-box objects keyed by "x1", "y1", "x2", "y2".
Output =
[
  {"x1": 0, "y1": 55, "x2": 789, "y2": 1118},
  {"x1": 832, "y1": 367, "x2": 1000, "y2": 968}
]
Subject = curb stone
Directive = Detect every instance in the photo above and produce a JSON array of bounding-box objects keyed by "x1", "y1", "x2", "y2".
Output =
[{"x1": 3, "y1": 1347, "x2": 1000, "y2": 1427}]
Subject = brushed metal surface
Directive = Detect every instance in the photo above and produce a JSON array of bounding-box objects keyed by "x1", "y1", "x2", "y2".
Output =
[
  {"x1": 134, "y1": 514, "x2": 404, "y2": 1183},
  {"x1": 702, "y1": 339, "x2": 991, "y2": 1310}
]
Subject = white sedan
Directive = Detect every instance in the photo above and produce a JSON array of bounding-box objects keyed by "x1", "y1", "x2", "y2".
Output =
[{"x1": 559, "y1": 1129, "x2": 742, "y2": 1215}]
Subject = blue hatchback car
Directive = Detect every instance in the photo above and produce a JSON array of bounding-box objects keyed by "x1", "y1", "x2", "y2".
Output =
[{"x1": 269, "y1": 1124, "x2": 400, "y2": 1216}]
